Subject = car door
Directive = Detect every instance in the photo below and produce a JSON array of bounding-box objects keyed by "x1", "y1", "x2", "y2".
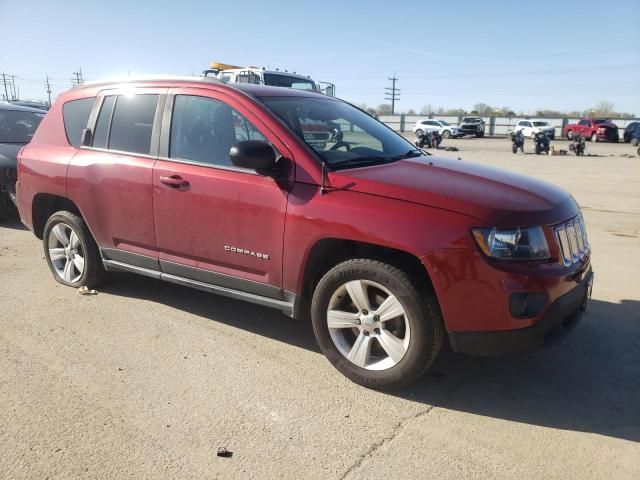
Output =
[
  {"x1": 152, "y1": 88, "x2": 292, "y2": 297},
  {"x1": 68, "y1": 88, "x2": 166, "y2": 265},
  {"x1": 578, "y1": 119, "x2": 589, "y2": 136}
]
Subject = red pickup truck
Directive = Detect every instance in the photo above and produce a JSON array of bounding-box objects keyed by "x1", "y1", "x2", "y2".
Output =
[
  {"x1": 16, "y1": 76, "x2": 593, "y2": 389},
  {"x1": 563, "y1": 118, "x2": 619, "y2": 142}
]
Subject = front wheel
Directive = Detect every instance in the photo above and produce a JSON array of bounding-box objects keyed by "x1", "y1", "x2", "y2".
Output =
[
  {"x1": 442, "y1": 130, "x2": 451, "y2": 139},
  {"x1": 512, "y1": 144, "x2": 518, "y2": 154},
  {"x1": 566, "y1": 130, "x2": 574, "y2": 140},
  {"x1": 311, "y1": 259, "x2": 444, "y2": 390},
  {"x1": 632, "y1": 138, "x2": 639, "y2": 147},
  {"x1": 43, "y1": 211, "x2": 108, "y2": 288},
  {"x1": 415, "y1": 129, "x2": 424, "y2": 137}
]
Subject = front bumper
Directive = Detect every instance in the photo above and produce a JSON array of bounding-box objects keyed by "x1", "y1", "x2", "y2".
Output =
[{"x1": 448, "y1": 268, "x2": 593, "y2": 356}]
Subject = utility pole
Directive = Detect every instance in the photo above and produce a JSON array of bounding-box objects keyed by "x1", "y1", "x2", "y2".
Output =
[
  {"x1": 9, "y1": 75, "x2": 18, "y2": 100},
  {"x1": 1, "y1": 73, "x2": 8, "y2": 101},
  {"x1": 71, "y1": 68, "x2": 84, "y2": 86},
  {"x1": 45, "y1": 74, "x2": 52, "y2": 106},
  {"x1": 385, "y1": 76, "x2": 400, "y2": 115}
]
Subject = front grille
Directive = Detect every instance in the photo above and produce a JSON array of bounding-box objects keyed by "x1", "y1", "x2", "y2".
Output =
[{"x1": 555, "y1": 215, "x2": 590, "y2": 266}]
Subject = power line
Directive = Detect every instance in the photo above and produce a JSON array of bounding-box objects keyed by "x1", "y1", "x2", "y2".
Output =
[{"x1": 384, "y1": 76, "x2": 400, "y2": 114}]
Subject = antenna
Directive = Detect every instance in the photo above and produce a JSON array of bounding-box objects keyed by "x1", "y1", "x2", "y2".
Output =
[{"x1": 320, "y1": 162, "x2": 327, "y2": 195}]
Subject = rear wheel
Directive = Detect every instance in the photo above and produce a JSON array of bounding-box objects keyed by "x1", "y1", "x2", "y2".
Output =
[
  {"x1": 43, "y1": 211, "x2": 108, "y2": 288},
  {"x1": 632, "y1": 138, "x2": 639, "y2": 147},
  {"x1": 311, "y1": 259, "x2": 444, "y2": 390},
  {"x1": 566, "y1": 130, "x2": 574, "y2": 140},
  {"x1": 591, "y1": 132, "x2": 598, "y2": 142}
]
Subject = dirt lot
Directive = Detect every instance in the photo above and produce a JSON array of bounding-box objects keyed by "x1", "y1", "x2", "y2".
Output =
[{"x1": 1, "y1": 138, "x2": 639, "y2": 479}]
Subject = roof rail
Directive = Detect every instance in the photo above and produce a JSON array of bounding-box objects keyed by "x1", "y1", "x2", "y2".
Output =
[{"x1": 73, "y1": 75, "x2": 221, "y2": 89}]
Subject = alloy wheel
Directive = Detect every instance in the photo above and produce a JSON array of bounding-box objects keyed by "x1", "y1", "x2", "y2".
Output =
[
  {"x1": 327, "y1": 279, "x2": 410, "y2": 371},
  {"x1": 47, "y1": 223, "x2": 85, "y2": 283}
]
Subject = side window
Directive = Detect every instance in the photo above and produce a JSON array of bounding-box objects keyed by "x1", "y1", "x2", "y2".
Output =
[
  {"x1": 231, "y1": 110, "x2": 266, "y2": 142},
  {"x1": 92, "y1": 95, "x2": 116, "y2": 149},
  {"x1": 62, "y1": 97, "x2": 95, "y2": 147},
  {"x1": 169, "y1": 95, "x2": 267, "y2": 167},
  {"x1": 517, "y1": 121, "x2": 524, "y2": 127},
  {"x1": 579, "y1": 120, "x2": 588, "y2": 126},
  {"x1": 108, "y1": 94, "x2": 159, "y2": 155}
]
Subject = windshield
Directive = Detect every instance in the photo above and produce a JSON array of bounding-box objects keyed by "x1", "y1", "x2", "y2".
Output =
[
  {"x1": 263, "y1": 73, "x2": 318, "y2": 92},
  {"x1": 533, "y1": 121, "x2": 549, "y2": 127},
  {"x1": 0, "y1": 109, "x2": 45, "y2": 143},
  {"x1": 261, "y1": 97, "x2": 421, "y2": 168}
]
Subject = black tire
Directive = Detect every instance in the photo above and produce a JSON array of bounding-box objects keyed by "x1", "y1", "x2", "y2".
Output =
[
  {"x1": 415, "y1": 129, "x2": 424, "y2": 137},
  {"x1": 632, "y1": 138, "x2": 639, "y2": 147},
  {"x1": 0, "y1": 193, "x2": 11, "y2": 222},
  {"x1": 566, "y1": 130, "x2": 574, "y2": 140},
  {"x1": 43, "y1": 211, "x2": 108, "y2": 288},
  {"x1": 512, "y1": 144, "x2": 517, "y2": 154},
  {"x1": 590, "y1": 132, "x2": 598, "y2": 142},
  {"x1": 311, "y1": 259, "x2": 444, "y2": 390},
  {"x1": 442, "y1": 130, "x2": 451, "y2": 139}
]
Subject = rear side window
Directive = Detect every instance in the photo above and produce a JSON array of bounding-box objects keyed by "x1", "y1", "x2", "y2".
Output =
[
  {"x1": 92, "y1": 95, "x2": 116, "y2": 149},
  {"x1": 108, "y1": 94, "x2": 159, "y2": 155},
  {"x1": 62, "y1": 97, "x2": 94, "y2": 147}
]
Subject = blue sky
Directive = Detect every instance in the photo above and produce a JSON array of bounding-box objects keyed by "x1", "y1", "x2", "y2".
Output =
[{"x1": 1, "y1": 0, "x2": 639, "y2": 114}]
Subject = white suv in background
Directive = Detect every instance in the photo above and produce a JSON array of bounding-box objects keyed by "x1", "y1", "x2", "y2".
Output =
[
  {"x1": 413, "y1": 119, "x2": 464, "y2": 138},
  {"x1": 515, "y1": 120, "x2": 556, "y2": 139}
]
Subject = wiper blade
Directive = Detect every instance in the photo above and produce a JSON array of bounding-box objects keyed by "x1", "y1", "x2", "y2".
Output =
[
  {"x1": 387, "y1": 149, "x2": 423, "y2": 160},
  {"x1": 330, "y1": 150, "x2": 423, "y2": 168}
]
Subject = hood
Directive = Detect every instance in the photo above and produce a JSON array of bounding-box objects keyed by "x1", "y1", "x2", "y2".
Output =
[
  {"x1": 328, "y1": 156, "x2": 578, "y2": 225},
  {"x1": 0, "y1": 143, "x2": 22, "y2": 169}
]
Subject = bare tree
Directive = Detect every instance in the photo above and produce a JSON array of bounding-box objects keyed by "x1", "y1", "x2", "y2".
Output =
[
  {"x1": 376, "y1": 104, "x2": 393, "y2": 115},
  {"x1": 594, "y1": 100, "x2": 615, "y2": 116},
  {"x1": 420, "y1": 104, "x2": 434, "y2": 115}
]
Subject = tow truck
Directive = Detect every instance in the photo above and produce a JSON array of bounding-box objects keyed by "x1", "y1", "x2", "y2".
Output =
[{"x1": 202, "y1": 61, "x2": 336, "y2": 97}]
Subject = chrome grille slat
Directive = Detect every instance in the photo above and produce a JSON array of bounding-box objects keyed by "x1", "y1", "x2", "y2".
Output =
[{"x1": 555, "y1": 215, "x2": 589, "y2": 266}]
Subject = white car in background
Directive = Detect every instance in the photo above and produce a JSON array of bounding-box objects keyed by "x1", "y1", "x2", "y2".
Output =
[
  {"x1": 413, "y1": 119, "x2": 464, "y2": 138},
  {"x1": 515, "y1": 120, "x2": 556, "y2": 139}
]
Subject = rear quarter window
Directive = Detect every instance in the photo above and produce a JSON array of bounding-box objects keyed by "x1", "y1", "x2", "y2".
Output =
[{"x1": 62, "y1": 97, "x2": 95, "y2": 147}]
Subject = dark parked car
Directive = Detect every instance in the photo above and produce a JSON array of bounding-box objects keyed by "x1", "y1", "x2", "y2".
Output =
[
  {"x1": 0, "y1": 103, "x2": 45, "y2": 220},
  {"x1": 458, "y1": 116, "x2": 485, "y2": 137},
  {"x1": 8, "y1": 100, "x2": 50, "y2": 111},
  {"x1": 623, "y1": 122, "x2": 640, "y2": 145},
  {"x1": 16, "y1": 76, "x2": 593, "y2": 389}
]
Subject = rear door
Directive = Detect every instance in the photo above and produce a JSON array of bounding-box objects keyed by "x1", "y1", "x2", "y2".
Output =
[
  {"x1": 152, "y1": 88, "x2": 292, "y2": 296},
  {"x1": 68, "y1": 87, "x2": 166, "y2": 265}
]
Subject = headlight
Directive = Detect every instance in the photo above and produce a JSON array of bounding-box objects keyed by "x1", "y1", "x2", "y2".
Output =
[{"x1": 472, "y1": 226, "x2": 550, "y2": 260}]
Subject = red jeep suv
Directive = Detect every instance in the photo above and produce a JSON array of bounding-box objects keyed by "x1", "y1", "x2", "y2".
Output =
[{"x1": 16, "y1": 76, "x2": 593, "y2": 389}]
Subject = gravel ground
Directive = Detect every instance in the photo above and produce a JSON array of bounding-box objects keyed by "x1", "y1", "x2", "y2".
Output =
[{"x1": 1, "y1": 137, "x2": 639, "y2": 479}]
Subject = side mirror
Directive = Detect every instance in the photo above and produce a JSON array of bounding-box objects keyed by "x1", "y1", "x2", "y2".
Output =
[
  {"x1": 229, "y1": 140, "x2": 277, "y2": 173},
  {"x1": 80, "y1": 128, "x2": 92, "y2": 147}
]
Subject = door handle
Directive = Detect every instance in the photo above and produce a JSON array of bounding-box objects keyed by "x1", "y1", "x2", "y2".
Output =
[{"x1": 159, "y1": 175, "x2": 190, "y2": 189}]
